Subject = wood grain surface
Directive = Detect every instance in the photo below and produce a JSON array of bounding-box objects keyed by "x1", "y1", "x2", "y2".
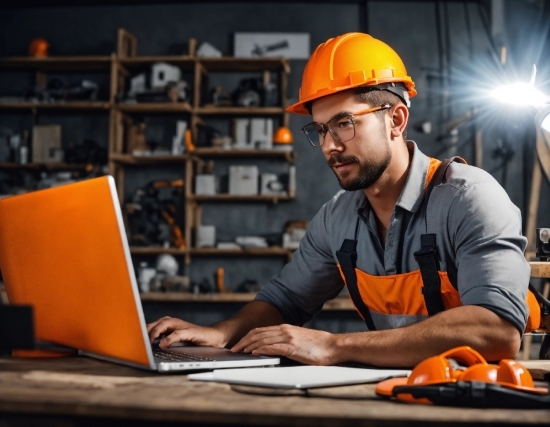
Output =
[{"x1": 0, "y1": 356, "x2": 548, "y2": 426}]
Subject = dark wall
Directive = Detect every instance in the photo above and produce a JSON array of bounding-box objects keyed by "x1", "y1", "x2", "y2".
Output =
[{"x1": 0, "y1": 1, "x2": 548, "y2": 326}]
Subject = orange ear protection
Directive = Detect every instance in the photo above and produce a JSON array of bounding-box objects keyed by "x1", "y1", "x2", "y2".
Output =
[{"x1": 376, "y1": 346, "x2": 549, "y2": 408}]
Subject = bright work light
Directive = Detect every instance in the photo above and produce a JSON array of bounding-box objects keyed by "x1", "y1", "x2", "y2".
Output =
[
  {"x1": 491, "y1": 82, "x2": 547, "y2": 107},
  {"x1": 490, "y1": 65, "x2": 549, "y2": 108}
]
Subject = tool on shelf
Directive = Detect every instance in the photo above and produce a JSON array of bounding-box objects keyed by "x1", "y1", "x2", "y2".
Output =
[{"x1": 126, "y1": 179, "x2": 186, "y2": 249}]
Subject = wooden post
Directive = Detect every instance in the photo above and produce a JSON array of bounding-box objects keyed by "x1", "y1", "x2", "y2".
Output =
[
  {"x1": 525, "y1": 133, "x2": 544, "y2": 259},
  {"x1": 117, "y1": 28, "x2": 137, "y2": 58}
]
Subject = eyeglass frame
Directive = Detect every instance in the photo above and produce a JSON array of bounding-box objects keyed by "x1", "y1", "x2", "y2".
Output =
[{"x1": 301, "y1": 103, "x2": 392, "y2": 147}]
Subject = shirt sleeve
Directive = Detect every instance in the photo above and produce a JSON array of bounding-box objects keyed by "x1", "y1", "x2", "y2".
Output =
[
  {"x1": 254, "y1": 199, "x2": 345, "y2": 326},
  {"x1": 446, "y1": 177, "x2": 530, "y2": 333}
]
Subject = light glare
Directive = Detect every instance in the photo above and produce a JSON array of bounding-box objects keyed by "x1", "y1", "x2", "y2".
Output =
[
  {"x1": 542, "y1": 113, "x2": 550, "y2": 132},
  {"x1": 491, "y1": 82, "x2": 547, "y2": 107}
]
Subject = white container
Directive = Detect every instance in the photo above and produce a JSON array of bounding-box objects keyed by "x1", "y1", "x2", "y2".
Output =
[
  {"x1": 250, "y1": 118, "x2": 273, "y2": 149},
  {"x1": 151, "y1": 62, "x2": 181, "y2": 89},
  {"x1": 137, "y1": 263, "x2": 156, "y2": 293},
  {"x1": 229, "y1": 165, "x2": 258, "y2": 195},
  {"x1": 261, "y1": 173, "x2": 284, "y2": 195},
  {"x1": 195, "y1": 225, "x2": 216, "y2": 247},
  {"x1": 195, "y1": 174, "x2": 217, "y2": 195},
  {"x1": 233, "y1": 118, "x2": 253, "y2": 149}
]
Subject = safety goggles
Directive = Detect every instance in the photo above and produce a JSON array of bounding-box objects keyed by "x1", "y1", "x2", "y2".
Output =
[{"x1": 301, "y1": 104, "x2": 391, "y2": 147}]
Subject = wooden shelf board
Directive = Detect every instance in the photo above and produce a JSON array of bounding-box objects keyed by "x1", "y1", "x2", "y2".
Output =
[
  {"x1": 130, "y1": 247, "x2": 187, "y2": 255},
  {"x1": 140, "y1": 292, "x2": 256, "y2": 303},
  {"x1": 190, "y1": 194, "x2": 293, "y2": 202},
  {"x1": 0, "y1": 56, "x2": 111, "y2": 70},
  {"x1": 0, "y1": 162, "x2": 90, "y2": 171},
  {"x1": 529, "y1": 261, "x2": 550, "y2": 278},
  {"x1": 111, "y1": 154, "x2": 190, "y2": 165},
  {"x1": 191, "y1": 148, "x2": 294, "y2": 158},
  {"x1": 118, "y1": 56, "x2": 195, "y2": 68},
  {"x1": 190, "y1": 247, "x2": 290, "y2": 256},
  {"x1": 139, "y1": 292, "x2": 353, "y2": 310},
  {"x1": 198, "y1": 57, "x2": 289, "y2": 72},
  {"x1": 0, "y1": 56, "x2": 290, "y2": 73},
  {"x1": 117, "y1": 102, "x2": 192, "y2": 113},
  {"x1": 195, "y1": 106, "x2": 284, "y2": 115},
  {"x1": 0, "y1": 102, "x2": 110, "y2": 110}
]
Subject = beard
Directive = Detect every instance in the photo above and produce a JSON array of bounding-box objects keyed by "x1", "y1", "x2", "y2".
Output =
[{"x1": 327, "y1": 149, "x2": 391, "y2": 191}]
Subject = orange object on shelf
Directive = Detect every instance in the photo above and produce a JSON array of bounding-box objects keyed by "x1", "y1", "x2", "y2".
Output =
[
  {"x1": 29, "y1": 38, "x2": 49, "y2": 57},
  {"x1": 185, "y1": 129, "x2": 195, "y2": 152},
  {"x1": 273, "y1": 126, "x2": 293, "y2": 144}
]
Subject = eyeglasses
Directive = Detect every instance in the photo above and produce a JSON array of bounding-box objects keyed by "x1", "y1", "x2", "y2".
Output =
[{"x1": 301, "y1": 104, "x2": 392, "y2": 147}]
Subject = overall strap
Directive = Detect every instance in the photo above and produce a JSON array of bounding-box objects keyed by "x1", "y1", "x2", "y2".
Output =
[
  {"x1": 414, "y1": 234, "x2": 445, "y2": 315},
  {"x1": 415, "y1": 156, "x2": 467, "y2": 316},
  {"x1": 336, "y1": 217, "x2": 376, "y2": 331}
]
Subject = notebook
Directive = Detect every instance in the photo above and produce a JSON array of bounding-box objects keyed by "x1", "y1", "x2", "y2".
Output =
[
  {"x1": 0, "y1": 176, "x2": 279, "y2": 372},
  {"x1": 188, "y1": 366, "x2": 411, "y2": 389}
]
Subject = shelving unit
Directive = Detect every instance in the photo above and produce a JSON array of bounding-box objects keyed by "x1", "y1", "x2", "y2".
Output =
[
  {"x1": 0, "y1": 54, "x2": 111, "y2": 196},
  {"x1": 0, "y1": 28, "x2": 296, "y2": 297},
  {"x1": 109, "y1": 29, "x2": 294, "y2": 268}
]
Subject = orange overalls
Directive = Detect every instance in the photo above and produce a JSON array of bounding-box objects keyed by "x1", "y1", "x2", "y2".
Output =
[{"x1": 336, "y1": 157, "x2": 541, "y2": 334}]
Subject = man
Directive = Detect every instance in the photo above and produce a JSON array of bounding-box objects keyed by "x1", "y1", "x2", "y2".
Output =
[{"x1": 148, "y1": 33, "x2": 532, "y2": 367}]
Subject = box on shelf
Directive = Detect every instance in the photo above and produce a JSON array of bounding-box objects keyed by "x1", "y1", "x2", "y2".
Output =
[
  {"x1": 250, "y1": 118, "x2": 273, "y2": 149},
  {"x1": 235, "y1": 236, "x2": 268, "y2": 248},
  {"x1": 32, "y1": 125, "x2": 62, "y2": 163},
  {"x1": 233, "y1": 118, "x2": 273, "y2": 149},
  {"x1": 195, "y1": 174, "x2": 217, "y2": 195},
  {"x1": 233, "y1": 119, "x2": 254, "y2": 149},
  {"x1": 195, "y1": 225, "x2": 216, "y2": 248},
  {"x1": 229, "y1": 165, "x2": 258, "y2": 195}
]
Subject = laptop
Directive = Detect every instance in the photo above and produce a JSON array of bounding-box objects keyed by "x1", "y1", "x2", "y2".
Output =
[{"x1": 0, "y1": 176, "x2": 280, "y2": 372}]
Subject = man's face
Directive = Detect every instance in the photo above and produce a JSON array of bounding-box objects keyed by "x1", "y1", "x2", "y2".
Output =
[{"x1": 311, "y1": 91, "x2": 391, "y2": 191}]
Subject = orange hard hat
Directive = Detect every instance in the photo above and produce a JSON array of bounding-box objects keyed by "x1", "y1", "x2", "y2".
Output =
[
  {"x1": 286, "y1": 32, "x2": 416, "y2": 115},
  {"x1": 273, "y1": 126, "x2": 293, "y2": 144},
  {"x1": 29, "y1": 38, "x2": 49, "y2": 57},
  {"x1": 376, "y1": 346, "x2": 548, "y2": 406}
]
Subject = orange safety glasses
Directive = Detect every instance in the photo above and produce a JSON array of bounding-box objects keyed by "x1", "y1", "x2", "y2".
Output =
[{"x1": 376, "y1": 346, "x2": 549, "y2": 408}]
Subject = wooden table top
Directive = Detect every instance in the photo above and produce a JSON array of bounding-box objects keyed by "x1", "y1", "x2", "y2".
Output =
[{"x1": 0, "y1": 356, "x2": 548, "y2": 426}]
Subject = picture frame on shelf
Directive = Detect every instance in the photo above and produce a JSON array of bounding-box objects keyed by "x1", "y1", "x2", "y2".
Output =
[{"x1": 234, "y1": 32, "x2": 310, "y2": 59}]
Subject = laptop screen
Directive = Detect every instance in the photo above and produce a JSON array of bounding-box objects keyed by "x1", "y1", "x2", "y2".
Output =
[{"x1": 0, "y1": 177, "x2": 154, "y2": 369}]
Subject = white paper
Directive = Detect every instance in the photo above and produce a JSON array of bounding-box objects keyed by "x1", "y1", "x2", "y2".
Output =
[{"x1": 188, "y1": 365, "x2": 410, "y2": 389}]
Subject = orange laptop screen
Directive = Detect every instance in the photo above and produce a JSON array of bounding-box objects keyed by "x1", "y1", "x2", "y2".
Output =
[{"x1": 0, "y1": 176, "x2": 153, "y2": 368}]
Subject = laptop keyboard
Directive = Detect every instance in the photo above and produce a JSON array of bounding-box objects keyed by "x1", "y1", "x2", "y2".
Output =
[{"x1": 154, "y1": 349, "x2": 215, "y2": 363}]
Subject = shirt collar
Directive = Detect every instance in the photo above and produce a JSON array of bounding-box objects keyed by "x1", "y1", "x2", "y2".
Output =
[
  {"x1": 355, "y1": 140, "x2": 430, "y2": 216},
  {"x1": 395, "y1": 141, "x2": 430, "y2": 213}
]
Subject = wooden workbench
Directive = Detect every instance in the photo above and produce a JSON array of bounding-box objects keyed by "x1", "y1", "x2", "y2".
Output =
[{"x1": 0, "y1": 356, "x2": 548, "y2": 426}]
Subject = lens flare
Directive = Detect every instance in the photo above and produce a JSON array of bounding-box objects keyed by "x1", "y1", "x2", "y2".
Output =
[{"x1": 491, "y1": 82, "x2": 548, "y2": 107}]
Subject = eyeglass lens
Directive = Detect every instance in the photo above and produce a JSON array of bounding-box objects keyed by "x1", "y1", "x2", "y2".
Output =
[{"x1": 303, "y1": 114, "x2": 355, "y2": 146}]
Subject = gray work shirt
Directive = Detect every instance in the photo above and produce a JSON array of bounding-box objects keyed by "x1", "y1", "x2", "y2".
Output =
[{"x1": 256, "y1": 141, "x2": 530, "y2": 333}]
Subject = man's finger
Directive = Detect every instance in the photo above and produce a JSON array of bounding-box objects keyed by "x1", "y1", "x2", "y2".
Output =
[
  {"x1": 146, "y1": 316, "x2": 171, "y2": 333},
  {"x1": 148, "y1": 318, "x2": 184, "y2": 342},
  {"x1": 243, "y1": 334, "x2": 287, "y2": 353},
  {"x1": 158, "y1": 329, "x2": 195, "y2": 349},
  {"x1": 251, "y1": 343, "x2": 291, "y2": 357},
  {"x1": 234, "y1": 330, "x2": 285, "y2": 353}
]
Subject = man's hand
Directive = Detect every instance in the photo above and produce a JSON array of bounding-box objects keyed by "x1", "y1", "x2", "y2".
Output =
[
  {"x1": 231, "y1": 324, "x2": 337, "y2": 365},
  {"x1": 147, "y1": 317, "x2": 226, "y2": 349}
]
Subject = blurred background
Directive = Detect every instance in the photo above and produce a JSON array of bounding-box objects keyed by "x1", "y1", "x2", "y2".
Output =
[{"x1": 0, "y1": 1, "x2": 548, "y2": 350}]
